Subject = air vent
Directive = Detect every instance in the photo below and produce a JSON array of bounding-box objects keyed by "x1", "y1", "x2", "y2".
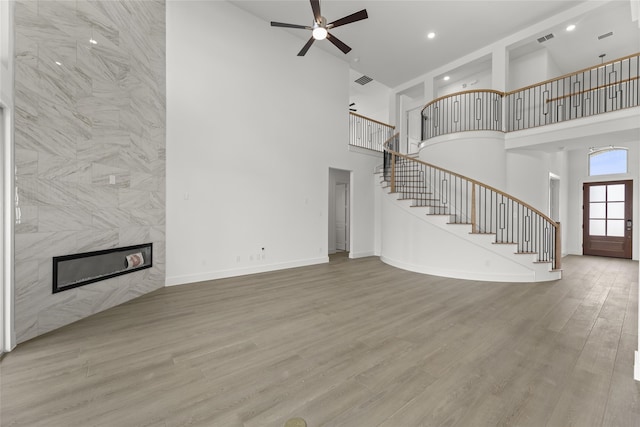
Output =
[
  {"x1": 537, "y1": 33, "x2": 555, "y2": 43},
  {"x1": 355, "y1": 75, "x2": 373, "y2": 85},
  {"x1": 598, "y1": 31, "x2": 613, "y2": 40}
]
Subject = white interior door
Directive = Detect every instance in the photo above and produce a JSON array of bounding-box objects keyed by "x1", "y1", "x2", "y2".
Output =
[{"x1": 335, "y1": 183, "x2": 347, "y2": 251}]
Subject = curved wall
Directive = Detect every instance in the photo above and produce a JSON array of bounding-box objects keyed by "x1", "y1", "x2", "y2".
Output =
[
  {"x1": 419, "y1": 131, "x2": 506, "y2": 191},
  {"x1": 379, "y1": 186, "x2": 538, "y2": 282}
]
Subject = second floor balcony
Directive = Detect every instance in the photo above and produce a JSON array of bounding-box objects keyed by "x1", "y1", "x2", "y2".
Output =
[{"x1": 420, "y1": 53, "x2": 639, "y2": 142}]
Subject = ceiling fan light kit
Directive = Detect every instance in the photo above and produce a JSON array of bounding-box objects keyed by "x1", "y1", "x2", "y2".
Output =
[{"x1": 271, "y1": 0, "x2": 368, "y2": 56}]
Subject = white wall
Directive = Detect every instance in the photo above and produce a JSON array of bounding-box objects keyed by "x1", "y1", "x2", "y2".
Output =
[
  {"x1": 419, "y1": 131, "x2": 507, "y2": 190},
  {"x1": 437, "y1": 69, "x2": 492, "y2": 98},
  {"x1": 505, "y1": 150, "x2": 563, "y2": 212},
  {"x1": 349, "y1": 69, "x2": 392, "y2": 124},
  {"x1": 166, "y1": 1, "x2": 380, "y2": 285},
  {"x1": 508, "y1": 49, "x2": 549, "y2": 91}
]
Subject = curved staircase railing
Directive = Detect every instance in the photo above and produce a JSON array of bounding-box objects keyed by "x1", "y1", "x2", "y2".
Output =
[
  {"x1": 383, "y1": 133, "x2": 561, "y2": 271},
  {"x1": 421, "y1": 89, "x2": 504, "y2": 140}
]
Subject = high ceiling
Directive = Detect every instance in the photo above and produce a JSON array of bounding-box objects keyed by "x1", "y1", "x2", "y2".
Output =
[{"x1": 230, "y1": 0, "x2": 640, "y2": 88}]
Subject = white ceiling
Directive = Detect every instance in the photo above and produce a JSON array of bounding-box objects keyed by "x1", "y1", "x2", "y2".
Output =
[{"x1": 230, "y1": 0, "x2": 640, "y2": 89}]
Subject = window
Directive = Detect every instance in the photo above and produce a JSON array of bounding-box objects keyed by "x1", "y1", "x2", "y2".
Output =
[{"x1": 589, "y1": 147, "x2": 628, "y2": 176}]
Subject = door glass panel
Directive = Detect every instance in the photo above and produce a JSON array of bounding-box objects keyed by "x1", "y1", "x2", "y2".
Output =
[
  {"x1": 607, "y1": 220, "x2": 625, "y2": 237},
  {"x1": 590, "y1": 219, "x2": 606, "y2": 236},
  {"x1": 607, "y1": 202, "x2": 625, "y2": 219},
  {"x1": 607, "y1": 184, "x2": 625, "y2": 201},
  {"x1": 589, "y1": 203, "x2": 606, "y2": 218},
  {"x1": 589, "y1": 185, "x2": 606, "y2": 202}
]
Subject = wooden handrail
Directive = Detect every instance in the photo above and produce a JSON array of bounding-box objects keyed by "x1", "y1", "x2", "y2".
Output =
[
  {"x1": 383, "y1": 134, "x2": 558, "y2": 230},
  {"x1": 504, "y1": 52, "x2": 640, "y2": 96},
  {"x1": 418, "y1": 53, "x2": 639, "y2": 112},
  {"x1": 349, "y1": 112, "x2": 395, "y2": 129},
  {"x1": 545, "y1": 76, "x2": 640, "y2": 103},
  {"x1": 421, "y1": 89, "x2": 505, "y2": 113}
]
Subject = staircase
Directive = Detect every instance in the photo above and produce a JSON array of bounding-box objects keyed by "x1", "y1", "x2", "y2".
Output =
[{"x1": 378, "y1": 136, "x2": 562, "y2": 283}]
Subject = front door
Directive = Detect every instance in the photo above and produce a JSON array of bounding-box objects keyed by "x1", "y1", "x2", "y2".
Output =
[{"x1": 583, "y1": 180, "x2": 633, "y2": 258}]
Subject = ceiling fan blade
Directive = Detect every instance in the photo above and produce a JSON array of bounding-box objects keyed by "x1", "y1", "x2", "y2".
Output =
[
  {"x1": 297, "y1": 37, "x2": 315, "y2": 56},
  {"x1": 327, "y1": 9, "x2": 368, "y2": 29},
  {"x1": 271, "y1": 21, "x2": 311, "y2": 30},
  {"x1": 327, "y1": 32, "x2": 351, "y2": 54},
  {"x1": 310, "y1": 0, "x2": 322, "y2": 24}
]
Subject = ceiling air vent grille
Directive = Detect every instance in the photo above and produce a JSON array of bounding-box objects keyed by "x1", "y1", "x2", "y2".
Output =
[
  {"x1": 598, "y1": 31, "x2": 613, "y2": 40},
  {"x1": 537, "y1": 33, "x2": 555, "y2": 43},
  {"x1": 355, "y1": 75, "x2": 373, "y2": 85}
]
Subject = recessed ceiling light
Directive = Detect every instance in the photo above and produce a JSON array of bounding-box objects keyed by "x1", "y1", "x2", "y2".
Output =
[
  {"x1": 443, "y1": 75, "x2": 450, "y2": 81},
  {"x1": 427, "y1": 32, "x2": 436, "y2": 39},
  {"x1": 566, "y1": 24, "x2": 576, "y2": 32},
  {"x1": 55, "y1": 61, "x2": 62, "y2": 66},
  {"x1": 89, "y1": 38, "x2": 98, "y2": 45}
]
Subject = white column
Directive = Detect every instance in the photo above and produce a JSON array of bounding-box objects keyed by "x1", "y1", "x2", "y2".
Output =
[{"x1": 491, "y1": 46, "x2": 508, "y2": 92}]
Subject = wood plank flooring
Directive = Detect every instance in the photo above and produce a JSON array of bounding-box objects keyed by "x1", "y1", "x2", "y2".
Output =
[{"x1": 1, "y1": 255, "x2": 638, "y2": 426}]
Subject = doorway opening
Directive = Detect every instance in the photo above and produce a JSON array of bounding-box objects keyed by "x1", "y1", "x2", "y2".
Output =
[
  {"x1": 328, "y1": 168, "x2": 351, "y2": 260},
  {"x1": 549, "y1": 173, "x2": 560, "y2": 222},
  {"x1": 583, "y1": 180, "x2": 633, "y2": 259}
]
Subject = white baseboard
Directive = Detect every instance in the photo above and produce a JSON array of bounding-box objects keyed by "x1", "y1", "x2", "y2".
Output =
[
  {"x1": 349, "y1": 251, "x2": 376, "y2": 259},
  {"x1": 165, "y1": 256, "x2": 329, "y2": 287},
  {"x1": 380, "y1": 255, "x2": 536, "y2": 283}
]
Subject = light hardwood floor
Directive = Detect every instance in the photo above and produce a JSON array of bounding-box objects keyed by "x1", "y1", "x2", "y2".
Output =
[{"x1": 1, "y1": 255, "x2": 638, "y2": 427}]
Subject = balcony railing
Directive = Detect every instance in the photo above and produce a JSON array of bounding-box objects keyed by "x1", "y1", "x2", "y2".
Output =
[
  {"x1": 421, "y1": 89, "x2": 503, "y2": 140},
  {"x1": 505, "y1": 53, "x2": 640, "y2": 131},
  {"x1": 349, "y1": 112, "x2": 395, "y2": 152},
  {"x1": 418, "y1": 53, "x2": 640, "y2": 140},
  {"x1": 383, "y1": 134, "x2": 561, "y2": 271}
]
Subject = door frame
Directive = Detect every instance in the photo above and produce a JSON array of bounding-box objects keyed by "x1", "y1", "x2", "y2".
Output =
[
  {"x1": 582, "y1": 179, "x2": 633, "y2": 259},
  {"x1": 334, "y1": 183, "x2": 349, "y2": 252},
  {"x1": 328, "y1": 168, "x2": 352, "y2": 255}
]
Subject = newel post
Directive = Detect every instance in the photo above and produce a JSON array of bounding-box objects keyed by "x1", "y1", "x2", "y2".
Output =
[{"x1": 555, "y1": 222, "x2": 562, "y2": 270}]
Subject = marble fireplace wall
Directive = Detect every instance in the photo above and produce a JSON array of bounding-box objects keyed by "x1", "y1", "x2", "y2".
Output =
[{"x1": 14, "y1": 0, "x2": 166, "y2": 343}]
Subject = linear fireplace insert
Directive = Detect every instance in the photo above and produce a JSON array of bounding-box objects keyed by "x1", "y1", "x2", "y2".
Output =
[{"x1": 52, "y1": 243, "x2": 153, "y2": 293}]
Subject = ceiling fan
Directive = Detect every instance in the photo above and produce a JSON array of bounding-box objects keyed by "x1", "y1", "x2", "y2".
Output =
[{"x1": 271, "y1": 0, "x2": 368, "y2": 56}]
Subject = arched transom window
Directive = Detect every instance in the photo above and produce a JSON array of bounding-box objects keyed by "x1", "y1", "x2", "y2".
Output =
[{"x1": 589, "y1": 147, "x2": 628, "y2": 176}]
